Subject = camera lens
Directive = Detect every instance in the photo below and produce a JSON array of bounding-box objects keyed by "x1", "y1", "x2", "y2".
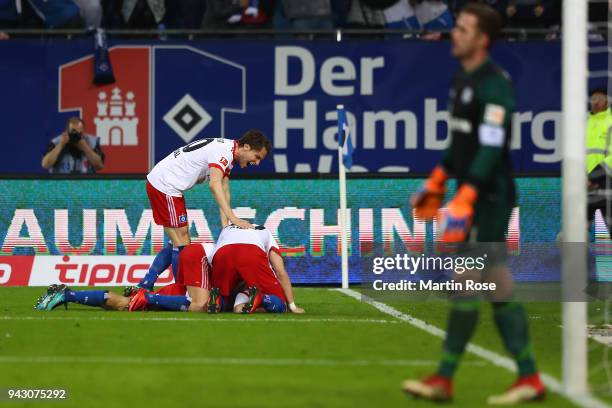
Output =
[{"x1": 69, "y1": 130, "x2": 80, "y2": 143}]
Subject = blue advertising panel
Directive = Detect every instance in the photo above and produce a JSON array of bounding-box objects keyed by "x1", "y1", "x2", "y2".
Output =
[{"x1": 0, "y1": 39, "x2": 604, "y2": 174}]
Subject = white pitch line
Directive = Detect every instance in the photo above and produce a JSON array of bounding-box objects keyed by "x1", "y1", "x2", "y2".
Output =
[
  {"x1": 335, "y1": 288, "x2": 611, "y2": 408},
  {"x1": 0, "y1": 355, "x2": 488, "y2": 368},
  {"x1": 0, "y1": 316, "x2": 399, "y2": 324}
]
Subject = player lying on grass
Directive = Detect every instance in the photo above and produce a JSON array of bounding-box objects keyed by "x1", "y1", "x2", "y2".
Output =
[
  {"x1": 209, "y1": 224, "x2": 304, "y2": 314},
  {"x1": 138, "y1": 130, "x2": 271, "y2": 292},
  {"x1": 34, "y1": 242, "x2": 216, "y2": 313}
]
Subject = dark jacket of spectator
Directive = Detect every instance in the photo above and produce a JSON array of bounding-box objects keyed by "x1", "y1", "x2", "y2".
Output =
[
  {"x1": 346, "y1": 0, "x2": 386, "y2": 28},
  {"x1": 273, "y1": 0, "x2": 334, "y2": 30},
  {"x1": 505, "y1": 0, "x2": 559, "y2": 28},
  {"x1": 452, "y1": 0, "x2": 508, "y2": 19},
  {"x1": 27, "y1": 0, "x2": 83, "y2": 28},
  {"x1": 0, "y1": 0, "x2": 19, "y2": 27},
  {"x1": 121, "y1": 0, "x2": 164, "y2": 28},
  {"x1": 164, "y1": 0, "x2": 206, "y2": 29}
]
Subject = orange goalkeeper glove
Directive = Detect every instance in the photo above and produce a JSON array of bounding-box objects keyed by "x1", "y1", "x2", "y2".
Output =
[
  {"x1": 439, "y1": 184, "x2": 478, "y2": 243},
  {"x1": 411, "y1": 165, "x2": 448, "y2": 220}
]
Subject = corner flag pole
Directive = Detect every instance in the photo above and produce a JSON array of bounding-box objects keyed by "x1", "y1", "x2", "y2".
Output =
[
  {"x1": 338, "y1": 105, "x2": 350, "y2": 289},
  {"x1": 562, "y1": 0, "x2": 588, "y2": 396}
]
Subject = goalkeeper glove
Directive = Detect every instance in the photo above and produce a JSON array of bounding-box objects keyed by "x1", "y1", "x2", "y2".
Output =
[
  {"x1": 440, "y1": 184, "x2": 478, "y2": 243},
  {"x1": 411, "y1": 165, "x2": 448, "y2": 220}
]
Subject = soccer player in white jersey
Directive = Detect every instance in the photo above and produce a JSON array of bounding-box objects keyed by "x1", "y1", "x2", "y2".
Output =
[
  {"x1": 138, "y1": 129, "x2": 271, "y2": 290},
  {"x1": 209, "y1": 224, "x2": 304, "y2": 314}
]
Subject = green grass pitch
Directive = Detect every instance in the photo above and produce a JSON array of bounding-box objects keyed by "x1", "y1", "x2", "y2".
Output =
[{"x1": 0, "y1": 287, "x2": 610, "y2": 408}]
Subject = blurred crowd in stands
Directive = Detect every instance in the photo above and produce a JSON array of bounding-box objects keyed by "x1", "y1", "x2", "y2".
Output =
[{"x1": 0, "y1": 0, "x2": 608, "y2": 39}]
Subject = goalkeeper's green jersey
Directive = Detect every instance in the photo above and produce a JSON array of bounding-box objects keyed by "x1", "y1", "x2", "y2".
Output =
[{"x1": 442, "y1": 58, "x2": 516, "y2": 205}]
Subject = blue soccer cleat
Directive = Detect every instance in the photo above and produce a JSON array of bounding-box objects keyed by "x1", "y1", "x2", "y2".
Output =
[
  {"x1": 34, "y1": 284, "x2": 68, "y2": 311},
  {"x1": 34, "y1": 284, "x2": 57, "y2": 310}
]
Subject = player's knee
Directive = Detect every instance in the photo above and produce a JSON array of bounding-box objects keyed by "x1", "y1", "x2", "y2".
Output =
[
  {"x1": 262, "y1": 294, "x2": 287, "y2": 313},
  {"x1": 186, "y1": 285, "x2": 209, "y2": 305},
  {"x1": 187, "y1": 302, "x2": 207, "y2": 313}
]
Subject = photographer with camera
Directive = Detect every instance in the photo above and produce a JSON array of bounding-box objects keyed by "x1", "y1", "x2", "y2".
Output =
[{"x1": 42, "y1": 117, "x2": 105, "y2": 174}]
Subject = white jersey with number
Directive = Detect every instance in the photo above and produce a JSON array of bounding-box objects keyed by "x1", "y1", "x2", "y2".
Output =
[
  {"x1": 147, "y1": 138, "x2": 236, "y2": 197},
  {"x1": 210, "y1": 225, "x2": 280, "y2": 261}
]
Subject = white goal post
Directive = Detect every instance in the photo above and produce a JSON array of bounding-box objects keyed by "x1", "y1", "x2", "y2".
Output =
[{"x1": 562, "y1": 0, "x2": 588, "y2": 396}]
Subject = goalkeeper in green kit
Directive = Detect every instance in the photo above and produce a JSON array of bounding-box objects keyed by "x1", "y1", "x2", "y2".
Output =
[{"x1": 401, "y1": 3, "x2": 545, "y2": 405}]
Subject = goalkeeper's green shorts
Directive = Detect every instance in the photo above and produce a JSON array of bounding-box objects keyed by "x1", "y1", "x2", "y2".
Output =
[{"x1": 454, "y1": 200, "x2": 513, "y2": 268}]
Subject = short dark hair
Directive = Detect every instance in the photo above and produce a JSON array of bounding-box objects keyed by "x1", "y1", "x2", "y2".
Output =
[
  {"x1": 66, "y1": 116, "x2": 84, "y2": 128},
  {"x1": 591, "y1": 88, "x2": 608, "y2": 97},
  {"x1": 238, "y1": 129, "x2": 272, "y2": 153},
  {"x1": 460, "y1": 3, "x2": 503, "y2": 48}
]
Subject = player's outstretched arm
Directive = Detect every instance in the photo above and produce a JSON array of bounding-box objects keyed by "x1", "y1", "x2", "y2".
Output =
[
  {"x1": 209, "y1": 167, "x2": 253, "y2": 229},
  {"x1": 269, "y1": 250, "x2": 305, "y2": 314}
]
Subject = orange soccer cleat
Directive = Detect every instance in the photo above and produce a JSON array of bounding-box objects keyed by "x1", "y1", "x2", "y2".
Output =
[
  {"x1": 128, "y1": 288, "x2": 149, "y2": 312},
  {"x1": 487, "y1": 373, "x2": 546, "y2": 405},
  {"x1": 240, "y1": 286, "x2": 263, "y2": 314},
  {"x1": 401, "y1": 374, "x2": 453, "y2": 402}
]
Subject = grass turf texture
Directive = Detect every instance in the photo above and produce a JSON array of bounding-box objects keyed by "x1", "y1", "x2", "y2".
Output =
[{"x1": 0, "y1": 287, "x2": 610, "y2": 408}]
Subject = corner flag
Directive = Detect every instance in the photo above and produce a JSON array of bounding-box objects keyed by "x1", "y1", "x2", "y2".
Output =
[
  {"x1": 337, "y1": 105, "x2": 353, "y2": 169},
  {"x1": 337, "y1": 104, "x2": 351, "y2": 289}
]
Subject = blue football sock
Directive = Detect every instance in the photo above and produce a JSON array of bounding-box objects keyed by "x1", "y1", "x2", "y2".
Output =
[
  {"x1": 262, "y1": 294, "x2": 287, "y2": 313},
  {"x1": 138, "y1": 245, "x2": 173, "y2": 290},
  {"x1": 171, "y1": 246, "x2": 186, "y2": 280},
  {"x1": 145, "y1": 293, "x2": 190, "y2": 311},
  {"x1": 65, "y1": 290, "x2": 108, "y2": 307}
]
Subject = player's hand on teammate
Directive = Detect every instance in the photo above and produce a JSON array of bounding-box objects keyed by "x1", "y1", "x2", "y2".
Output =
[
  {"x1": 231, "y1": 217, "x2": 254, "y2": 229},
  {"x1": 411, "y1": 165, "x2": 448, "y2": 220},
  {"x1": 439, "y1": 184, "x2": 478, "y2": 243}
]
